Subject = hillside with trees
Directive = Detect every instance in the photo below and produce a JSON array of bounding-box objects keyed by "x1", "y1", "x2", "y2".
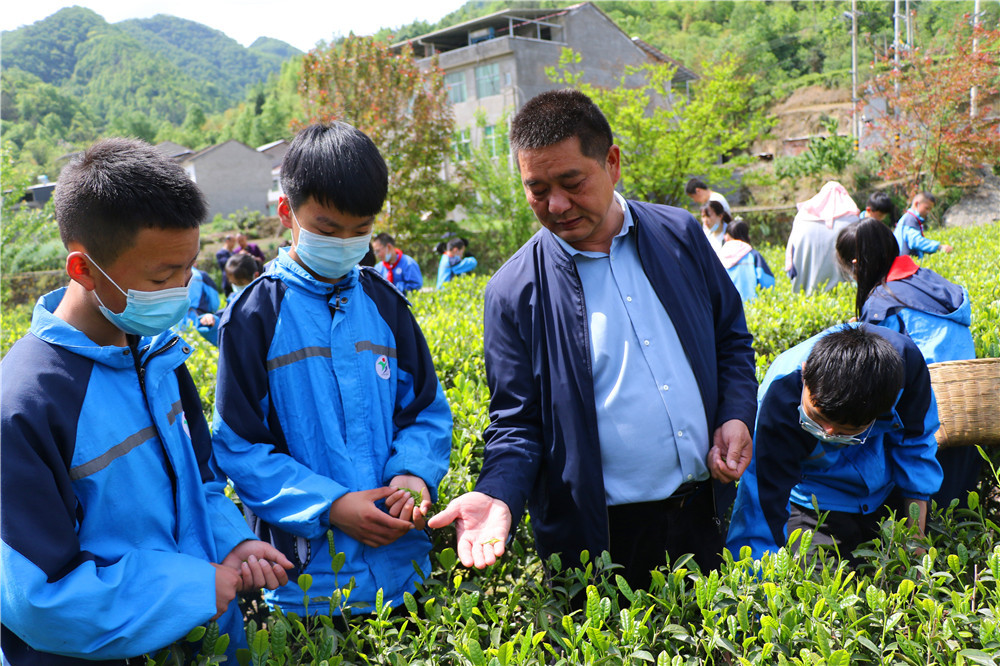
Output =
[{"x1": 1, "y1": 6, "x2": 300, "y2": 173}]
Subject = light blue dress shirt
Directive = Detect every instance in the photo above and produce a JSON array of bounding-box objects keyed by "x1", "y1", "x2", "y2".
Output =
[{"x1": 550, "y1": 192, "x2": 710, "y2": 505}]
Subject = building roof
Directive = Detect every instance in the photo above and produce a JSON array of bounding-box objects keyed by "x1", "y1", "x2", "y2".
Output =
[
  {"x1": 391, "y1": 2, "x2": 696, "y2": 85},
  {"x1": 155, "y1": 141, "x2": 194, "y2": 159},
  {"x1": 391, "y1": 6, "x2": 573, "y2": 54}
]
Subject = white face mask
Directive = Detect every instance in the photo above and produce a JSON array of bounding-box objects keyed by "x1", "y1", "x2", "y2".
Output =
[
  {"x1": 290, "y1": 207, "x2": 371, "y2": 279},
  {"x1": 87, "y1": 255, "x2": 190, "y2": 337}
]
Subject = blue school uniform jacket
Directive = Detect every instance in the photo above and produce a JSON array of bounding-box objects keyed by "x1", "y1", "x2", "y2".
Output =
[
  {"x1": 726, "y1": 324, "x2": 942, "y2": 561},
  {"x1": 375, "y1": 252, "x2": 423, "y2": 294},
  {"x1": 1, "y1": 289, "x2": 254, "y2": 664},
  {"x1": 894, "y1": 210, "x2": 940, "y2": 258},
  {"x1": 861, "y1": 258, "x2": 975, "y2": 365},
  {"x1": 477, "y1": 200, "x2": 758, "y2": 565},
  {"x1": 211, "y1": 250, "x2": 451, "y2": 616}
]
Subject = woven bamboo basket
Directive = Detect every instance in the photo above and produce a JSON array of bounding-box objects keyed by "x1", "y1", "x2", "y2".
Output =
[{"x1": 927, "y1": 358, "x2": 1000, "y2": 449}]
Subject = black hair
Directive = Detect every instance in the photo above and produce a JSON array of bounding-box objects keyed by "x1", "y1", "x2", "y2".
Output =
[
  {"x1": 373, "y1": 232, "x2": 395, "y2": 246},
  {"x1": 436, "y1": 237, "x2": 467, "y2": 254},
  {"x1": 54, "y1": 137, "x2": 206, "y2": 264},
  {"x1": 802, "y1": 325, "x2": 904, "y2": 427},
  {"x1": 225, "y1": 253, "x2": 260, "y2": 284},
  {"x1": 726, "y1": 218, "x2": 750, "y2": 243},
  {"x1": 836, "y1": 218, "x2": 899, "y2": 318},
  {"x1": 280, "y1": 122, "x2": 388, "y2": 217},
  {"x1": 510, "y1": 89, "x2": 612, "y2": 162},
  {"x1": 866, "y1": 191, "x2": 893, "y2": 215},
  {"x1": 685, "y1": 178, "x2": 709, "y2": 195},
  {"x1": 701, "y1": 200, "x2": 732, "y2": 225},
  {"x1": 914, "y1": 191, "x2": 936, "y2": 205}
]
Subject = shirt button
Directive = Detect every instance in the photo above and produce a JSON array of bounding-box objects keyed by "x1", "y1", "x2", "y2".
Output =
[
  {"x1": 677, "y1": 430, "x2": 683, "y2": 437},
  {"x1": 662, "y1": 384, "x2": 669, "y2": 391},
  {"x1": 687, "y1": 474, "x2": 693, "y2": 481},
  {"x1": 122, "y1": 349, "x2": 130, "y2": 356},
  {"x1": 626, "y1": 296, "x2": 633, "y2": 302},
  {"x1": 643, "y1": 340, "x2": 650, "y2": 346}
]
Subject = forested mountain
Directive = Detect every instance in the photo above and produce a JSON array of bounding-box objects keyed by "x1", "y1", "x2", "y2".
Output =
[
  {"x1": 1, "y1": 6, "x2": 300, "y2": 171},
  {"x1": 3, "y1": 1, "x2": 994, "y2": 181}
]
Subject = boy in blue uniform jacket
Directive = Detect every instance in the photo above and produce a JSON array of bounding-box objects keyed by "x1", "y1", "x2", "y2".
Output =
[
  {"x1": 372, "y1": 232, "x2": 423, "y2": 294},
  {"x1": 727, "y1": 324, "x2": 942, "y2": 565},
  {"x1": 1, "y1": 138, "x2": 291, "y2": 665},
  {"x1": 894, "y1": 191, "x2": 953, "y2": 258},
  {"x1": 211, "y1": 123, "x2": 452, "y2": 617}
]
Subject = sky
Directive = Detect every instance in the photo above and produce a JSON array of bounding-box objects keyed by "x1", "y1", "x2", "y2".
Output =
[{"x1": 0, "y1": 0, "x2": 470, "y2": 52}]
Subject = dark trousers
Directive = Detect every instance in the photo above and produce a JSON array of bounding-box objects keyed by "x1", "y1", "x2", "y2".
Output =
[
  {"x1": 606, "y1": 481, "x2": 724, "y2": 591},
  {"x1": 787, "y1": 501, "x2": 891, "y2": 568}
]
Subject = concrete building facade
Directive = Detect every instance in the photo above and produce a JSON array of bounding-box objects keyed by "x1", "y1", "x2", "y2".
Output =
[
  {"x1": 177, "y1": 140, "x2": 273, "y2": 220},
  {"x1": 393, "y1": 2, "x2": 697, "y2": 166}
]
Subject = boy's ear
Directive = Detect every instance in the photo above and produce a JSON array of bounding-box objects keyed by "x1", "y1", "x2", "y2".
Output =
[
  {"x1": 65, "y1": 250, "x2": 97, "y2": 292},
  {"x1": 278, "y1": 196, "x2": 294, "y2": 230}
]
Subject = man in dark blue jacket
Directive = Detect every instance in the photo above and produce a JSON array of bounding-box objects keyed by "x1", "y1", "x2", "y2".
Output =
[{"x1": 430, "y1": 90, "x2": 758, "y2": 588}]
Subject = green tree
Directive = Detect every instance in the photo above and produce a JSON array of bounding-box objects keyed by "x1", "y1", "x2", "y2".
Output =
[
  {"x1": 456, "y1": 113, "x2": 536, "y2": 259},
  {"x1": 298, "y1": 35, "x2": 456, "y2": 241},
  {"x1": 549, "y1": 49, "x2": 770, "y2": 207},
  {"x1": 864, "y1": 20, "x2": 1000, "y2": 194}
]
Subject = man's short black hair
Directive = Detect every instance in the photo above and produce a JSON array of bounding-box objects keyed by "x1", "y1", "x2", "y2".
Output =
[
  {"x1": 866, "y1": 191, "x2": 893, "y2": 214},
  {"x1": 54, "y1": 137, "x2": 206, "y2": 265},
  {"x1": 225, "y1": 253, "x2": 260, "y2": 284},
  {"x1": 802, "y1": 325, "x2": 904, "y2": 427},
  {"x1": 280, "y1": 122, "x2": 388, "y2": 217},
  {"x1": 373, "y1": 232, "x2": 395, "y2": 246},
  {"x1": 685, "y1": 178, "x2": 709, "y2": 195},
  {"x1": 510, "y1": 89, "x2": 613, "y2": 162},
  {"x1": 914, "y1": 191, "x2": 936, "y2": 205}
]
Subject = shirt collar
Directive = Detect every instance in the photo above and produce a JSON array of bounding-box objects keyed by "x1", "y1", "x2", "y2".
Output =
[{"x1": 550, "y1": 191, "x2": 632, "y2": 258}]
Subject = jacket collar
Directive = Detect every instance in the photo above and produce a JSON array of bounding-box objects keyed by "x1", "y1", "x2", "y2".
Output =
[
  {"x1": 29, "y1": 288, "x2": 181, "y2": 369},
  {"x1": 271, "y1": 247, "x2": 359, "y2": 297}
]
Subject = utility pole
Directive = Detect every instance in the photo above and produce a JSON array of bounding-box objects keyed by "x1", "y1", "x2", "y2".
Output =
[
  {"x1": 851, "y1": 0, "x2": 860, "y2": 151},
  {"x1": 893, "y1": 0, "x2": 901, "y2": 97},
  {"x1": 905, "y1": 0, "x2": 912, "y2": 48},
  {"x1": 971, "y1": 0, "x2": 981, "y2": 118}
]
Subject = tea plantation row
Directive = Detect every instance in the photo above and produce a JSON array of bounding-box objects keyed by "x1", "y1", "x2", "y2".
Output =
[{"x1": 2, "y1": 222, "x2": 999, "y2": 664}]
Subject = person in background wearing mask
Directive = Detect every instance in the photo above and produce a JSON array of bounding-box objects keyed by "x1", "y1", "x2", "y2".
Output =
[
  {"x1": 193, "y1": 253, "x2": 262, "y2": 346},
  {"x1": 700, "y1": 200, "x2": 731, "y2": 252},
  {"x1": 210, "y1": 122, "x2": 452, "y2": 618},
  {"x1": 435, "y1": 237, "x2": 478, "y2": 289},
  {"x1": 1, "y1": 137, "x2": 291, "y2": 664},
  {"x1": 726, "y1": 325, "x2": 941, "y2": 567},
  {"x1": 372, "y1": 232, "x2": 423, "y2": 294}
]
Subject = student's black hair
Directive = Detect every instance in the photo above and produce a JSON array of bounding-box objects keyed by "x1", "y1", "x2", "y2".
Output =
[
  {"x1": 225, "y1": 253, "x2": 260, "y2": 284},
  {"x1": 866, "y1": 191, "x2": 893, "y2": 215},
  {"x1": 54, "y1": 137, "x2": 206, "y2": 264},
  {"x1": 701, "y1": 200, "x2": 733, "y2": 225},
  {"x1": 914, "y1": 191, "x2": 936, "y2": 205},
  {"x1": 373, "y1": 232, "x2": 395, "y2": 246},
  {"x1": 836, "y1": 218, "x2": 900, "y2": 319},
  {"x1": 726, "y1": 218, "x2": 750, "y2": 243},
  {"x1": 510, "y1": 89, "x2": 612, "y2": 163},
  {"x1": 436, "y1": 237, "x2": 467, "y2": 254},
  {"x1": 685, "y1": 178, "x2": 709, "y2": 195},
  {"x1": 280, "y1": 122, "x2": 388, "y2": 217},
  {"x1": 802, "y1": 325, "x2": 904, "y2": 427}
]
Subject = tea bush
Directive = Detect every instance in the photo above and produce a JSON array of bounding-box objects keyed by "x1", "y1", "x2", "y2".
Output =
[{"x1": 2, "y1": 222, "x2": 999, "y2": 664}]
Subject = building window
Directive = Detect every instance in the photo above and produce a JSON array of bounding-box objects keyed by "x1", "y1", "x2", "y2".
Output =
[
  {"x1": 475, "y1": 63, "x2": 501, "y2": 98},
  {"x1": 453, "y1": 128, "x2": 471, "y2": 161},
  {"x1": 445, "y1": 71, "x2": 466, "y2": 104},
  {"x1": 484, "y1": 125, "x2": 507, "y2": 159}
]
